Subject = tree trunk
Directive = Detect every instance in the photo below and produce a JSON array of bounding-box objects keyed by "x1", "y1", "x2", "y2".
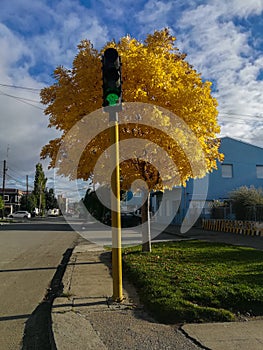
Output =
[{"x1": 141, "y1": 192, "x2": 151, "y2": 252}]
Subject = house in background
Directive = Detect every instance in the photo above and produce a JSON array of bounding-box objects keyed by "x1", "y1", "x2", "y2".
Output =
[
  {"x1": 0, "y1": 188, "x2": 24, "y2": 216},
  {"x1": 154, "y1": 137, "x2": 263, "y2": 226}
]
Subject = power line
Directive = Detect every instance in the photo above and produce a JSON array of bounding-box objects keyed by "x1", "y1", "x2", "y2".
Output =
[
  {"x1": 1, "y1": 82, "x2": 263, "y2": 117},
  {"x1": 0, "y1": 90, "x2": 45, "y2": 110},
  {"x1": 5, "y1": 164, "x2": 34, "y2": 189},
  {"x1": 219, "y1": 111, "x2": 263, "y2": 119},
  {"x1": 0, "y1": 91, "x2": 40, "y2": 104},
  {"x1": 0, "y1": 82, "x2": 41, "y2": 92},
  {"x1": 219, "y1": 114, "x2": 263, "y2": 123},
  {"x1": 7, "y1": 165, "x2": 30, "y2": 178},
  {"x1": 1, "y1": 82, "x2": 263, "y2": 121},
  {"x1": 221, "y1": 120, "x2": 262, "y2": 130},
  {"x1": 219, "y1": 113, "x2": 263, "y2": 120},
  {"x1": 6, "y1": 173, "x2": 34, "y2": 189},
  {"x1": 224, "y1": 135, "x2": 263, "y2": 143},
  {"x1": 219, "y1": 118, "x2": 263, "y2": 126},
  {"x1": 219, "y1": 114, "x2": 263, "y2": 122}
]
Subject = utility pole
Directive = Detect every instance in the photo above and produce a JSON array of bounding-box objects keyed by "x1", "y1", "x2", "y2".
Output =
[
  {"x1": 2, "y1": 160, "x2": 7, "y2": 218},
  {"x1": 26, "y1": 175, "x2": 29, "y2": 210}
]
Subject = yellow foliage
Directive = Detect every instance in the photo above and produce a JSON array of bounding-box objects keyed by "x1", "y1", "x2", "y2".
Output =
[{"x1": 40, "y1": 29, "x2": 223, "y2": 191}]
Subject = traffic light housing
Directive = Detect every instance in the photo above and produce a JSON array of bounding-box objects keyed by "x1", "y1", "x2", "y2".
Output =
[{"x1": 102, "y1": 48, "x2": 122, "y2": 107}]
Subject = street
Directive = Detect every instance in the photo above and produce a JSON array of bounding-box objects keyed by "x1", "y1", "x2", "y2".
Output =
[
  {"x1": 1, "y1": 216, "x2": 263, "y2": 349},
  {"x1": 0, "y1": 218, "x2": 79, "y2": 350}
]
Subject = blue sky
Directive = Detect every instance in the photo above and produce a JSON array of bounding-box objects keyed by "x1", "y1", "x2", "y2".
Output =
[{"x1": 0, "y1": 0, "x2": 262, "y2": 196}]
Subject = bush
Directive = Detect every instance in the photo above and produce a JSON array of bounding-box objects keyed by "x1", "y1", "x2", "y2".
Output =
[{"x1": 229, "y1": 186, "x2": 263, "y2": 220}]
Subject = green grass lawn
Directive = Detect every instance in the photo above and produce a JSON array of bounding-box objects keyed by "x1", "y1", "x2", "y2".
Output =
[{"x1": 123, "y1": 240, "x2": 263, "y2": 324}]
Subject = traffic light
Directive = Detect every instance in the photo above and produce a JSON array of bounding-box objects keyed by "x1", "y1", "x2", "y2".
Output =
[{"x1": 102, "y1": 48, "x2": 122, "y2": 107}]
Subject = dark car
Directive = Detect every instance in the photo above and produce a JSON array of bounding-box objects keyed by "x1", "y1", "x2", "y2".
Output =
[
  {"x1": 121, "y1": 212, "x2": 141, "y2": 227},
  {"x1": 103, "y1": 211, "x2": 141, "y2": 227}
]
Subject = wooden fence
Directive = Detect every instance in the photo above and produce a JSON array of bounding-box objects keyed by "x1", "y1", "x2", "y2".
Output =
[{"x1": 202, "y1": 219, "x2": 263, "y2": 236}]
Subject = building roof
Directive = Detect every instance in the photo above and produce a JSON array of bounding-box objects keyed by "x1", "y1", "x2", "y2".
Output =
[{"x1": 220, "y1": 136, "x2": 263, "y2": 151}]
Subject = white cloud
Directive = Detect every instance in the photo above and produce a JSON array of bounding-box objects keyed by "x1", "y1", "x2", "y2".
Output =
[
  {"x1": 0, "y1": 24, "x2": 32, "y2": 76},
  {"x1": 1, "y1": 0, "x2": 109, "y2": 79},
  {"x1": 222, "y1": 0, "x2": 263, "y2": 18},
  {"x1": 25, "y1": 7, "x2": 109, "y2": 78},
  {"x1": 0, "y1": 90, "x2": 59, "y2": 174},
  {"x1": 0, "y1": 0, "x2": 263, "y2": 192},
  {"x1": 0, "y1": 23, "x2": 49, "y2": 177},
  {"x1": 174, "y1": 0, "x2": 263, "y2": 147},
  {"x1": 137, "y1": 0, "x2": 173, "y2": 23},
  {"x1": 0, "y1": 1, "x2": 108, "y2": 186},
  {"x1": 135, "y1": 0, "x2": 174, "y2": 32}
]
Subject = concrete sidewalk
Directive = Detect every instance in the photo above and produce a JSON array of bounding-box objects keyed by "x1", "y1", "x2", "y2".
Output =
[
  {"x1": 51, "y1": 232, "x2": 263, "y2": 350},
  {"x1": 51, "y1": 242, "x2": 200, "y2": 350},
  {"x1": 182, "y1": 320, "x2": 263, "y2": 350}
]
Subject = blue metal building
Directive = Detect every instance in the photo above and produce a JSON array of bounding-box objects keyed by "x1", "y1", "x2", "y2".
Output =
[{"x1": 154, "y1": 137, "x2": 263, "y2": 226}]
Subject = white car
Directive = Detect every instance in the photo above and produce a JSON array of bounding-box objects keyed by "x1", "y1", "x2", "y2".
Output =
[{"x1": 8, "y1": 211, "x2": 31, "y2": 219}]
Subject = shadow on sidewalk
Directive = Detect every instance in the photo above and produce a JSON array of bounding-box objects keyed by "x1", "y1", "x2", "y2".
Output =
[{"x1": 21, "y1": 248, "x2": 75, "y2": 350}]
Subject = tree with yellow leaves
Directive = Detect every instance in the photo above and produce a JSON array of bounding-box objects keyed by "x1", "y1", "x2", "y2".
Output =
[{"x1": 41, "y1": 29, "x2": 223, "y2": 251}]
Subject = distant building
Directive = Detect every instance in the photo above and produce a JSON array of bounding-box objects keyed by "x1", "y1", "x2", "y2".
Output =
[
  {"x1": 0, "y1": 188, "x2": 24, "y2": 215},
  {"x1": 121, "y1": 190, "x2": 143, "y2": 212},
  {"x1": 57, "y1": 194, "x2": 69, "y2": 214},
  {"x1": 154, "y1": 137, "x2": 263, "y2": 225}
]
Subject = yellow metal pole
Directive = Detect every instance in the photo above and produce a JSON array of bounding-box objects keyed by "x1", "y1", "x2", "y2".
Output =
[{"x1": 110, "y1": 119, "x2": 123, "y2": 302}]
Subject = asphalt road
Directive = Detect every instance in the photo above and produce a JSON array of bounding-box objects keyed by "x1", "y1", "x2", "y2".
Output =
[
  {"x1": 2, "y1": 217, "x2": 262, "y2": 349},
  {"x1": 0, "y1": 218, "x2": 79, "y2": 350}
]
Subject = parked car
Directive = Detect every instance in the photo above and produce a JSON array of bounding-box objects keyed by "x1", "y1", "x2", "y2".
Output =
[
  {"x1": 8, "y1": 211, "x2": 31, "y2": 219},
  {"x1": 47, "y1": 208, "x2": 60, "y2": 216},
  {"x1": 103, "y1": 211, "x2": 141, "y2": 227},
  {"x1": 121, "y1": 212, "x2": 141, "y2": 227}
]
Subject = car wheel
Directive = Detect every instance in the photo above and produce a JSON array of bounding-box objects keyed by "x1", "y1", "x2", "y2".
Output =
[{"x1": 9, "y1": 215, "x2": 13, "y2": 218}]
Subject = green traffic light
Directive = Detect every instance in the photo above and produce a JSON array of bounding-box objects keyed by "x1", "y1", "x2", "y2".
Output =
[
  {"x1": 102, "y1": 48, "x2": 122, "y2": 107},
  {"x1": 106, "y1": 93, "x2": 119, "y2": 106}
]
